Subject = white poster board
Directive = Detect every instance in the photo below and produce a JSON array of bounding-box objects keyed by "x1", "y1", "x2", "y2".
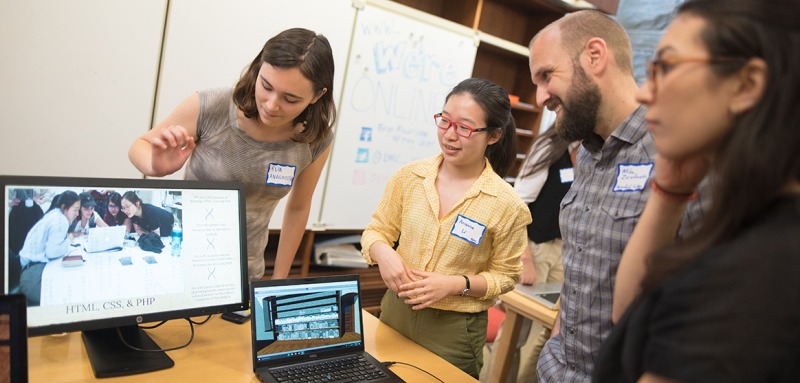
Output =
[{"x1": 317, "y1": 3, "x2": 478, "y2": 229}]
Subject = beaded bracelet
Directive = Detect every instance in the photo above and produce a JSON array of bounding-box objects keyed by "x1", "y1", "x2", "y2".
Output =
[{"x1": 650, "y1": 180, "x2": 698, "y2": 202}]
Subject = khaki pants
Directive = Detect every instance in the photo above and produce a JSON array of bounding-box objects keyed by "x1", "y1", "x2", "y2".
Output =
[
  {"x1": 379, "y1": 289, "x2": 487, "y2": 378},
  {"x1": 518, "y1": 238, "x2": 563, "y2": 382}
]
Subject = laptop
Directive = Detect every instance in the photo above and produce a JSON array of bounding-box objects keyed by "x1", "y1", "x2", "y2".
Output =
[
  {"x1": 515, "y1": 282, "x2": 561, "y2": 310},
  {"x1": 0, "y1": 294, "x2": 28, "y2": 383},
  {"x1": 250, "y1": 275, "x2": 405, "y2": 383},
  {"x1": 85, "y1": 225, "x2": 126, "y2": 253}
]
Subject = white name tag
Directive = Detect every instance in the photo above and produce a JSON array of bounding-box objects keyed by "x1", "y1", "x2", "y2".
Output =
[
  {"x1": 265, "y1": 163, "x2": 296, "y2": 187},
  {"x1": 613, "y1": 163, "x2": 653, "y2": 192},
  {"x1": 450, "y1": 214, "x2": 486, "y2": 245},
  {"x1": 559, "y1": 167, "x2": 574, "y2": 183}
]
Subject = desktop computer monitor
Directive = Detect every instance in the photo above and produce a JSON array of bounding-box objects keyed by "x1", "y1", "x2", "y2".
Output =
[{"x1": 1, "y1": 175, "x2": 248, "y2": 377}]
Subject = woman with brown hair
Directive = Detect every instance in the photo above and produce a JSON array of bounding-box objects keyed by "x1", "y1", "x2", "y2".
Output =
[
  {"x1": 599, "y1": 0, "x2": 800, "y2": 381},
  {"x1": 129, "y1": 28, "x2": 337, "y2": 280}
]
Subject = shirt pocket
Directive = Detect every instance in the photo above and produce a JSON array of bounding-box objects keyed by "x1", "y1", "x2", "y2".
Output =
[
  {"x1": 599, "y1": 193, "x2": 647, "y2": 258},
  {"x1": 557, "y1": 190, "x2": 578, "y2": 239},
  {"x1": 560, "y1": 188, "x2": 578, "y2": 211}
]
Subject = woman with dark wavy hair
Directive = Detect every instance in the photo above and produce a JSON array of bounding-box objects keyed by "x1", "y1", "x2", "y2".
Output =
[
  {"x1": 598, "y1": 0, "x2": 800, "y2": 381},
  {"x1": 129, "y1": 28, "x2": 336, "y2": 280},
  {"x1": 18, "y1": 190, "x2": 81, "y2": 306}
]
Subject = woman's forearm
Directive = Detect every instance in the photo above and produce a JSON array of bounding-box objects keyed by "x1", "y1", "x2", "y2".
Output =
[{"x1": 613, "y1": 193, "x2": 688, "y2": 323}]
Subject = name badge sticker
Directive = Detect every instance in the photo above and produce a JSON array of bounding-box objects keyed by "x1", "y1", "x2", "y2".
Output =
[
  {"x1": 450, "y1": 214, "x2": 487, "y2": 246},
  {"x1": 613, "y1": 162, "x2": 654, "y2": 192},
  {"x1": 559, "y1": 167, "x2": 575, "y2": 184},
  {"x1": 266, "y1": 163, "x2": 296, "y2": 187}
]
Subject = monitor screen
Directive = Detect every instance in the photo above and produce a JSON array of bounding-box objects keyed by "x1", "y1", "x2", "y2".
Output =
[{"x1": 1, "y1": 175, "x2": 248, "y2": 377}]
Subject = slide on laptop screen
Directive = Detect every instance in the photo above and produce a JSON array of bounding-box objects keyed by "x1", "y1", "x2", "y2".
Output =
[{"x1": 249, "y1": 275, "x2": 404, "y2": 383}]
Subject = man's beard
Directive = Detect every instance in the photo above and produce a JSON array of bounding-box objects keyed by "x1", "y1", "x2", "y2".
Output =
[{"x1": 553, "y1": 65, "x2": 604, "y2": 152}]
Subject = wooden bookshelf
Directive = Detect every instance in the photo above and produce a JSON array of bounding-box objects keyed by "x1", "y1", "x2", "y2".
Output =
[{"x1": 389, "y1": 0, "x2": 604, "y2": 182}]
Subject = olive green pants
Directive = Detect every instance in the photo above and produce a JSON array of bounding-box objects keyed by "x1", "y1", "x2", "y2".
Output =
[{"x1": 379, "y1": 290, "x2": 487, "y2": 378}]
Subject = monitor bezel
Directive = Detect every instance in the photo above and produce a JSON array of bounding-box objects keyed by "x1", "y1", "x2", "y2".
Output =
[{"x1": 1, "y1": 175, "x2": 249, "y2": 337}]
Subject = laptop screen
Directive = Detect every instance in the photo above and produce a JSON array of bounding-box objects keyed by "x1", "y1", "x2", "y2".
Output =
[{"x1": 251, "y1": 275, "x2": 366, "y2": 368}]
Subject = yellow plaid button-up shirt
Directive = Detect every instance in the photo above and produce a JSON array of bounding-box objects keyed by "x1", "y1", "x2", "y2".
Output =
[{"x1": 361, "y1": 154, "x2": 531, "y2": 313}]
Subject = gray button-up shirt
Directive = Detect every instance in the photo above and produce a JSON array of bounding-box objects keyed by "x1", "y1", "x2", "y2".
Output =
[{"x1": 537, "y1": 105, "x2": 708, "y2": 382}]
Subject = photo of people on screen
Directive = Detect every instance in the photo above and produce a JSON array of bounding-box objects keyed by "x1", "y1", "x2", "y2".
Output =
[
  {"x1": 17, "y1": 191, "x2": 81, "y2": 306},
  {"x1": 84, "y1": 189, "x2": 111, "y2": 219},
  {"x1": 6, "y1": 188, "x2": 184, "y2": 307},
  {"x1": 120, "y1": 191, "x2": 174, "y2": 237},
  {"x1": 7, "y1": 189, "x2": 45, "y2": 258},
  {"x1": 103, "y1": 192, "x2": 131, "y2": 230},
  {"x1": 68, "y1": 192, "x2": 108, "y2": 237}
]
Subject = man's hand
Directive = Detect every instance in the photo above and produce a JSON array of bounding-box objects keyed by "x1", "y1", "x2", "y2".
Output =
[
  {"x1": 520, "y1": 244, "x2": 538, "y2": 285},
  {"x1": 550, "y1": 314, "x2": 560, "y2": 338}
]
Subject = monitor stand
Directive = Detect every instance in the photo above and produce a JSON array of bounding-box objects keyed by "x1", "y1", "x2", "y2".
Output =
[{"x1": 82, "y1": 325, "x2": 175, "y2": 378}]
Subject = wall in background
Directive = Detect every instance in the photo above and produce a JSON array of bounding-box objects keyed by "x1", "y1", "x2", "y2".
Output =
[
  {"x1": 0, "y1": 0, "x2": 167, "y2": 179},
  {"x1": 1, "y1": 0, "x2": 638, "y2": 230}
]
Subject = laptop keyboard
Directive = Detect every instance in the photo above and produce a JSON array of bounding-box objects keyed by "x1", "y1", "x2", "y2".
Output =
[{"x1": 271, "y1": 355, "x2": 388, "y2": 382}]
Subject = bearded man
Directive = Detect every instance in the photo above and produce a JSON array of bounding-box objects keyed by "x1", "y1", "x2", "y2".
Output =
[{"x1": 528, "y1": 10, "x2": 708, "y2": 383}]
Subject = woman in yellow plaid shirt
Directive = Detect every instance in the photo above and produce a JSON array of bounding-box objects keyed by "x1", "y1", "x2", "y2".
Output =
[{"x1": 361, "y1": 78, "x2": 532, "y2": 378}]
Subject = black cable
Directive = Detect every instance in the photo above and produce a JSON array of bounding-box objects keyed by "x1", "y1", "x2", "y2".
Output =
[
  {"x1": 117, "y1": 318, "x2": 195, "y2": 352},
  {"x1": 139, "y1": 320, "x2": 167, "y2": 329},
  {"x1": 382, "y1": 361, "x2": 444, "y2": 383},
  {"x1": 139, "y1": 314, "x2": 210, "y2": 330},
  {"x1": 188, "y1": 314, "x2": 212, "y2": 325}
]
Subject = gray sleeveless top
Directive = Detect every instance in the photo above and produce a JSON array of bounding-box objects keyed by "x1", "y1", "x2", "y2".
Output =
[{"x1": 186, "y1": 88, "x2": 333, "y2": 279}]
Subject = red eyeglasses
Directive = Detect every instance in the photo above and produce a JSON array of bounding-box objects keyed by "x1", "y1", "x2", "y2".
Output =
[{"x1": 434, "y1": 113, "x2": 493, "y2": 138}]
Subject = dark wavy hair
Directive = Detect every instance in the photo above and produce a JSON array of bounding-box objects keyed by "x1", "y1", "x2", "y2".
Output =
[
  {"x1": 121, "y1": 191, "x2": 142, "y2": 207},
  {"x1": 643, "y1": 0, "x2": 800, "y2": 290},
  {"x1": 232, "y1": 28, "x2": 336, "y2": 146},
  {"x1": 48, "y1": 191, "x2": 79, "y2": 213},
  {"x1": 108, "y1": 191, "x2": 122, "y2": 208},
  {"x1": 444, "y1": 78, "x2": 517, "y2": 179}
]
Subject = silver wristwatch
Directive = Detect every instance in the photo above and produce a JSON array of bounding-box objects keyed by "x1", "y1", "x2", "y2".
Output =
[{"x1": 460, "y1": 275, "x2": 470, "y2": 296}]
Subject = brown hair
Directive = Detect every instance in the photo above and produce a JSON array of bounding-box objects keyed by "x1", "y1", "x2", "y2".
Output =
[
  {"x1": 643, "y1": 0, "x2": 800, "y2": 290},
  {"x1": 232, "y1": 28, "x2": 336, "y2": 146}
]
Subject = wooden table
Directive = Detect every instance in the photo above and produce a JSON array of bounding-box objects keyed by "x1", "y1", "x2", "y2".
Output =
[
  {"x1": 489, "y1": 289, "x2": 559, "y2": 383},
  {"x1": 28, "y1": 310, "x2": 477, "y2": 383}
]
